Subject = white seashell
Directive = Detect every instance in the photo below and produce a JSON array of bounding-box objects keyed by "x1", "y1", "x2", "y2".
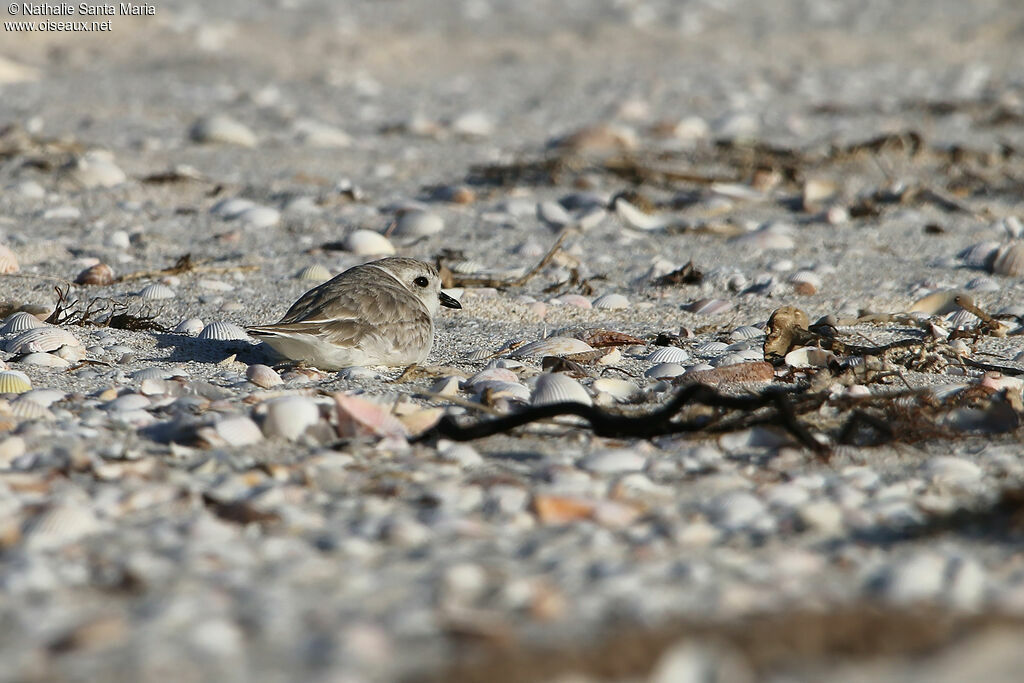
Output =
[
  {"x1": 23, "y1": 504, "x2": 103, "y2": 550},
  {"x1": 647, "y1": 346, "x2": 690, "y2": 364},
  {"x1": 75, "y1": 262, "x2": 115, "y2": 285},
  {"x1": 246, "y1": 364, "x2": 282, "y2": 388},
  {"x1": 18, "y1": 352, "x2": 70, "y2": 369},
  {"x1": 731, "y1": 224, "x2": 795, "y2": 250},
  {"x1": 731, "y1": 325, "x2": 764, "y2": 340},
  {"x1": 450, "y1": 110, "x2": 494, "y2": 138},
  {"x1": 213, "y1": 414, "x2": 264, "y2": 446},
  {"x1": 189, "y1": 114, "x2": 256, "y2": 147},
  {"x1": 0, "y1": 370, "x2": 32, "y2": 393},
  {"x1": 991, "y1": 242, "x2": 1024, "y2": 277},
  {"x1": 686, "y1": 298, "x2": 734, "y2": 315},
  {"x1": 138, "y1": 283, "x2": 176, "y2": 300},
  {"x1": 1, "y1": 311, "x2": 47, "y2": 335},
  {"x1": 296, "y1": 264, "x2": 332, "y2": 282},
  {"x1": 132, "y1": 367, "x2": 174, "y2": 381},
  {"x1": 210, "y1": 197, "x2": 256, "y2": 219},
  {"x1": 645, "y1": 362, "x2": 688, "y2": 378},
  {"x1": 198, "y1": 321, "x2": 250, "y2": 341},
  {"x1": 553, "y1": 294, "x2": 592, "y2": 309},
  {"x1": 614, "y1": 197, "x2": 670, "y2": 231},
  {"x1": 294, "y1": 119, "x2": 352, "y2": 148},
  {"x1": 537, "y1": 200, "x2": 573, "y2": 229},
  {"x1": 785, "y1": 346, "x2": 837, "y2": 368},
  {"x1": 5, "y1": 327, "x2": 80, "y2": 354},
  {"x1": 66, "y1": 152, "x2": 126, "y2": 189},
  {"x1": 261, "y1": 396, "x2": 321, "y2": 440},
  {"x1": 909, "y1": 290, "x2": 963, "y2": 315},
  {"x1": 9, "y1": 397, "x2": 53, "y2": 420},
  {"x1": 55, "y1": 345, "x2": 85, "y2": 362},
  {"x1": 20, "y1": 388, "x2": 65, "y2": 407},
  {"x1": 238, "y1": 206, "x2": 281, "y2": 228},
  {"x1": 714, "y1": 349, "x2": 764, "y2": 366},
  {"x1": 946, "y1": 309, "x2": 979, "y2": 329},
  {"x1": 0, "y1": 244, "x2": 21, "y2": 274},
  {"x1": 344, "y1": 229, "x2": 395, "y2": 256},
  {"x1": 591, "y1": 378, "x2": 640, "y2": 401},
  {"x1": 394, "y1": 210, "x2": 444, "y2": 237},
  {"x1": 965, "y1": 277, "x2": 999, "y2": 293},
  {"x1": 788, "y1": 270, "x2": 822, "y2": 289},
  {"x1": 475, "y1": 380, "x2": 531, "y2": 402},
  {"x1": 531, "y1": 373, "x2": 592, "y2": 406},
  {"x1": 104, "y1": 393, "x2": 151, "y2": 412},
  {"x1": 465, "y1": 367, "x2": 518, "y2": 390},
  {"x1": 12, "y1": 180, "x2": 45, "y2": 198},
  {"x1": 510, "y1": 337, "x2": 596, "y2": 358},
  {"x1": 175, "y1": 318, "x2": 205, "y2": 335},
  {"x1": 959, "y1": 241, "x2": 1000, "y2": 269},
  {"x1": 592, "y1": 293, "x2": 630, "y2": 309},
  {"x1": 694, "y1": 341, "x2": 730, "y2": 355},
  {"x1": 429, "y1": 376, "x2": 461, "y2": 396}
]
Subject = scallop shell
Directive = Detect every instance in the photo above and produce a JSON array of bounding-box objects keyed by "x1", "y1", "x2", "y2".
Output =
[
  {"x1": 394, "y1": 210, "x2": 444, "y2": 237},
  {"x1": 477, "y1": 380, "x2": 531, "y2": 402},
  {"x1": 174, "y1": 318, "x2": 205, "y2": 335},
  {"x1": 959, "y1": 241, "x2": 1000, "y2": 269},
  {"x1": 464, "y1": 348, "x2": 497, "y2": 362},
  {"x1": 0, "y1": 312, "x2": 48, "y2": 335},
  {"x1": 714, "y1": 349, "x2": 764, "y2": 366},
  {"x1": 731, "y1": 325, "x2": 765, "y2": 340},
  {"x1": 189, "y1": 114, "x2": 257, "y2": 147},
  {"x1": 645, "y1": 362, "x2": 688, "y2": 379},
  {"x1": 132, "y1": 367, "x2": 175, "y2": 381},
  {"x1": 991, "y1": 242, "x2": 1024, "y2": 277},
  {"x1": 694, "y1": 341, "x2": 730, "y2": 354},
  {"x1": 198, "y1": 321, "x2": 250, "y2": 341},
  {"x1": 946, "y1": 309, "x2": 980, "y2": 330},
  {"x1": 210, "y1": 197, "x2": 256, "y2": 219},
  {"x1": 686, "y1": 298, "x2": 734, "y2": 315},
  {"x1": 246, "y1": 364, "x2": 283, "y2": 388},
  {"x1": 296, "y1": 264, "x2": 332, "y2": 282},
  {"x1": 0, "y1": 245, "x2": 19, "y2": 274},
  {"x1": 335, "y1": 393, "x2": 409, "y2": 439},
  {"x1": 531, "y1": 373, "x2": 592, "y2": 406},
  {"x1": 6, "y1": 327, "x2": 80, "y2": 354},
  {"x1": 212, "y1": 414, "x2": 264, "y2": 447},
  {"x1": 510, "y1": 337, "x2": 596, "y2": 358},
  {"x1": 646, "y1": 346, "x2": 690, "y2": 364},
  {"x1": 138, "y1": 283, "x2": 176, "y2": 300},
  {"x1": 788, "y1": 270, "x2": 822, "y2": 289},
  {"x1": 344, "y1": 229, "x2": 395, "y2": 256},
  {"x1": 0, "y1": 370, "x2": 32, "y2": 394},
  {"x1": 18, "y1": 352, "x2": 70, "y2": 369},
  {"x1": 592, "y1": 294, "x2": 630, "y2": 310},
  {"x1": 614, "y1": 197, "x2": 670, "y2": 231},
  {"x1": 9, "y1": 397, "x2": 54, "y2": 420},
  {"x1": 465, "y1": 367, "x2": 518, "y2": 390},
  {"x1": 261, "y1": 396, "x2": 321, "y2": 440},
  {"x1": 75, "y1": 263, "x2": 115, "y2": 286}
]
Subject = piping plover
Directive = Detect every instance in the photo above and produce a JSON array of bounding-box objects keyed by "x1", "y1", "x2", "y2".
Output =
[{"x1": 248, "y1": 257, "x2": 461, "y2": 370}]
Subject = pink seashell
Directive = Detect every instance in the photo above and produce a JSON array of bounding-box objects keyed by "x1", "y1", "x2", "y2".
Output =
[{"x1": 334, "y1": 393, "x2": 409, "y2": 439}]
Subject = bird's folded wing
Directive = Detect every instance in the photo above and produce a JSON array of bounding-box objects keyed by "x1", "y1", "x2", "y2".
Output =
[
  {"x1": 249, "y1": 313, "x2": 433, "y2": 355},
  {"x1": 278, "y1": 281, "x2": 423, "y2": 325}
]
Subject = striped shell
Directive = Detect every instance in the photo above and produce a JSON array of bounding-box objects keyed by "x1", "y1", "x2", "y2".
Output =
[
  {"x1": 138, "y1": 283, "x2": 176, "y2": 300},
  {"x1": 131, "y1": 367, "x2": 175, "y2": 381},
  {"x1": 466, "y1": 367, "x2": 519, "y2": 391},
  {"x1": 9, "y1": 397, "x2": 54, "y2": 420},
  {"x1": 198, "y1": 321, "x2": 250, "y2": 341},
  {"x1": 18, "y1": 352, "x2": 70, "y2": 369},
  {"x1": 694, "y1": 341, "x2": 730, "y2": 354},
  {"x1": 5, "y1": 327, "x2": 80, "y2": 354},
  {"x1": 75, "y1": 263, "x2": 115, "y2": 285},
  {"x1": 714, "y1": 349, "x2": 764, "y2": 366},
  {"x1": 731, "y1": 325, "x2": 765, "y2": 340},
  {"x1": 477, "y1": 380, "x2": 530, "y2": 402},
  {"x1": 296, "y1": 264, "x2": 332, "y2": 282},
  {"x1": 0, "y1": 245, "x2": 19, "y2": 274},
  {"x1": 959, "y1": 241, "x2": 1000, "y2": 269},
  {"x1": 645, "y1": 362, "x2": 688, "y2": 379},
  {"x1": 174, "y1": 318, "x2": 205, "y2": 335},
  {"x1": 686, "y1": 298, "x2": 734, "y2": 315},
  {"x1": 510, "y1": 337, "x2": 596, "y2": 358},
  {"x1": 946, "y1": 308, "x2": 980, "y2": 329},
  {"x1": 646, "y1": 346, "x2": 690, "y2": 363},
  {"x1": 531, "y1": 373, "x2": 592, "y2": 406},
  {"x1": 0, "y1": 370, "x2": 32, "y2": 394},
  {"x1": 0, "y1": 312, "x2": 48, "y2": 335},
  {"x1": 246, "y1": 364, "x2": 283, "y2": 388},
  {"x1": 20, "y1": 388, "x2": 65, "y2": 407},
  {"x1": 592, "y1": 293, "x2": 630, "y2": 310},
  {"x1": 991, "y1": 243, "x2": 1024, "y2": 277},
  {"x1": 23, "y1": 504, "x2": 103, "y2": 551},
  {"x1": 344, "y1": 229, "x2": 395, "y2": 256}
]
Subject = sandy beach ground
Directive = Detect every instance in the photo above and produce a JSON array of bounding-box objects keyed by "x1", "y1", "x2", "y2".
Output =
[{"x1": 2, "y1": 1, "x2": 1024, "y2": 681}]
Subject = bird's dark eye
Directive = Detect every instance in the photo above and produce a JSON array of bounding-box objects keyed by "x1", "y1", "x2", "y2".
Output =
[{"x1": 414, "y1": 276, "x2": 429, "y2": 287}]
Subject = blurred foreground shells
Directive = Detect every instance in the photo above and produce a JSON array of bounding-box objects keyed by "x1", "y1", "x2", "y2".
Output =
[
  {"x1": 335, "y1": 393, "x2": 408, "y2": 439},
  {"x1": 65, "y1": 151, "x2": 127, "y2": 189},
  {"x1": 198, "y1": 321, "x2": 250, "y2": 341},
  {"x1": 261, "y1": 396, "x2": 321, "y2": 440},
  {"x1": 531, "y1": 373, "x2": 592, "y2": 406},
  {"x1": 6, "y1": 327, "x2": 79, "y2": 354},
  {"x1": 246, "y1": 364, "x2": 283, "y2": 388},
  {"x1": 0, "y1": 370, "x2": 32, "y2": 394},
  {"x1": 189, "y1": 114, "x2": 256, "y2": 147},
  {"x1": 0, "y1": 245, "x2": 20, "y2": 274},
  {"x1": 990, "y1": 242, "x2": 1024, "y2": 277},
  {"x1": 75, "y1": 263, "x2": 115, "y2": 286}
]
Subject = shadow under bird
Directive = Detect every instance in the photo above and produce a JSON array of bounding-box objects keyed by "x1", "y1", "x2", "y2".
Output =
[{"x1": 248, "y1": 257, "x2": 461, "y2": 370}]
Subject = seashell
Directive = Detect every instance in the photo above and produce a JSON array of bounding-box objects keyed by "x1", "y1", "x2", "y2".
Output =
[
  {"x1": 450, "y1": 110, "x2": 494, "y2": 138},
  {"x1": 6, "y1": 327, "x2": 80, "y2": 354},
  {"x1": 23, "y1": 504, "x2": 103, "y2": 551},
  {"x1": 511, "y1": 337, "x2": 596, "y2": 358},
  {"x1": 531, "y1": 373, "x2": 592, "y2": 406},
  {"x1": 334, "y1": 393, "x2": 409, "y2": 439},
  {"x1": 645, "y1": 362, "x2": 688, "y2": 379},
  {"x1": 730, "y1": 224, "x2": 795, "y2": 250},
  {"x1": 958, "y1": 241, "x2": 1000, "y2": 269},
  {"x1": 237, "y1": 206, "x2": 281, "y2": 229},
  {"x1": 429, "y1": 376, "x2": 461, "y2": 396},
  {"x1": 591, "y1": 378, "x2": 640, "y2": 401},
  {"x1": 909, "y1": 290, "x2": 964, "y2": 315},
  {"x1": 18, "y1": 352, "x2": 70, "y2": 369},
  {"x1": 731, "y1": 325, "x2": 765, "y2": 340},
  {"x1": 138, "y1": 283, "x2": 176, "y2": 300},
  {"x1": 965, "y1": 277, "x2": 999, "y2": 293},
  {"x1": 132, "y1": 367, "x2": 174, "y2": 381},
  {"x1": 20, "y1": 388, "x2": 65, "y2": 407},
  {"x1": 104, "y1": 393, "x2": 150, "y2": 412},
  {"x1": 294, "y1": 119, "x2": 351, "y2": 148},
  {"x1": 477, "y1": 380, "x2": 531, "y2": 402},
  {"x1": 55, "y1": 345, "x2": 85, "y2": 362},
  {"x1": 537, "y1": 200, "x2": 573, "y2": 230},
  {"x1": 0, "y1": 370, "x2": 32, "y2": 394},
  {"x1": 210, "y1": 197, "x2": 256, "y2": 219},
  {"x1": 714, "y1": 349, "x2": 764, "y2": 366},
  {"x1": 198, "y1": 321, "x2": 249, "y2": 341},
  {"x1": 213, "y1": 414, "x2": 264, "y2": 446},
  {"x1": 946, "y1": 308, "x2": 979, "y2": 330},
  {"x1": 75, "y1": 263, "x2": 115, "y2": 285},
  {"x1": 991, "y1": 242, "x2": 1024, "y2": 277},
  {"x1": 694, "y1": 341, "x2": 730, "y2": 355},
  {"x1": 464, "y1": 348, "x2": 496, "y2": 362},
  {"x1": 261, "y1": 396, "x2": 321, "y2": 440},
  {"x1": 685, "y1": 298, "x2": 734, "y2": 315},
  {"x1": 246, "y1": 364, "x2": 283, "y2": 388},
  {"x1": 1, "y1": 312, "x2": 47, "y2": 335},
  {"x1": 189, "y1": 114, "x2": 257, "y2": 147},
  {"x1": 448, "y1": 260, "x2": 489, "y2": 275},
  {"x1": 344, "y1": 229, "x2": 395, "y2": 256},
  {"x1": 465, "y1": 367, "x2": 518, "y2": 390},
  {"x1": 9, "y1": 397, "x2": 53, "y2": 420},
  {"x1": 0, "y1": 245, "x2": 19, "y2": 274},
  {"x1": 553, "y1": 123, "x2": 636, "y2": 154},
  {"x1": 65, "y1": 152, "x2": 126, "y2": 189},
  {"x1": 592, "y1": 294, "x2": 630, "y2": 310},
  {"x1": 394, "y1": 209, "x2": 444, "y2": 237},
  {"x1": 614, "y1": 197, "x2": 670, "y2": 231},
  {"x1": 646, "y1": 346, "x2": 690, "y2": 364},
  {"x1": 296, "y1": 264, "x2": 332, "y2": 282},
  {"x1": 784, "y1": 347, "x2": 837, "y2": 368},
  {"x1": 175, "y1": 318, "x2": 205, "y2": 335},
  {"x1": 788, "y1": 270, "x2": 822, "y2": 294},
  {"x1": 554, "y1": 294, "x2": 592, "y2": 309}
]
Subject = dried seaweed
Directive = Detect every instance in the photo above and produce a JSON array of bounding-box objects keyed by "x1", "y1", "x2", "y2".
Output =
[{"x1": 45, "y1": 284, "x2": 168, "y2": 332}]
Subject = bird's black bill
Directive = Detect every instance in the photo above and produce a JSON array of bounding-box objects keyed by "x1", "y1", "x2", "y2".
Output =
[{"x1": 439, "y1": 292, "x2": 462, "y2": 309}]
